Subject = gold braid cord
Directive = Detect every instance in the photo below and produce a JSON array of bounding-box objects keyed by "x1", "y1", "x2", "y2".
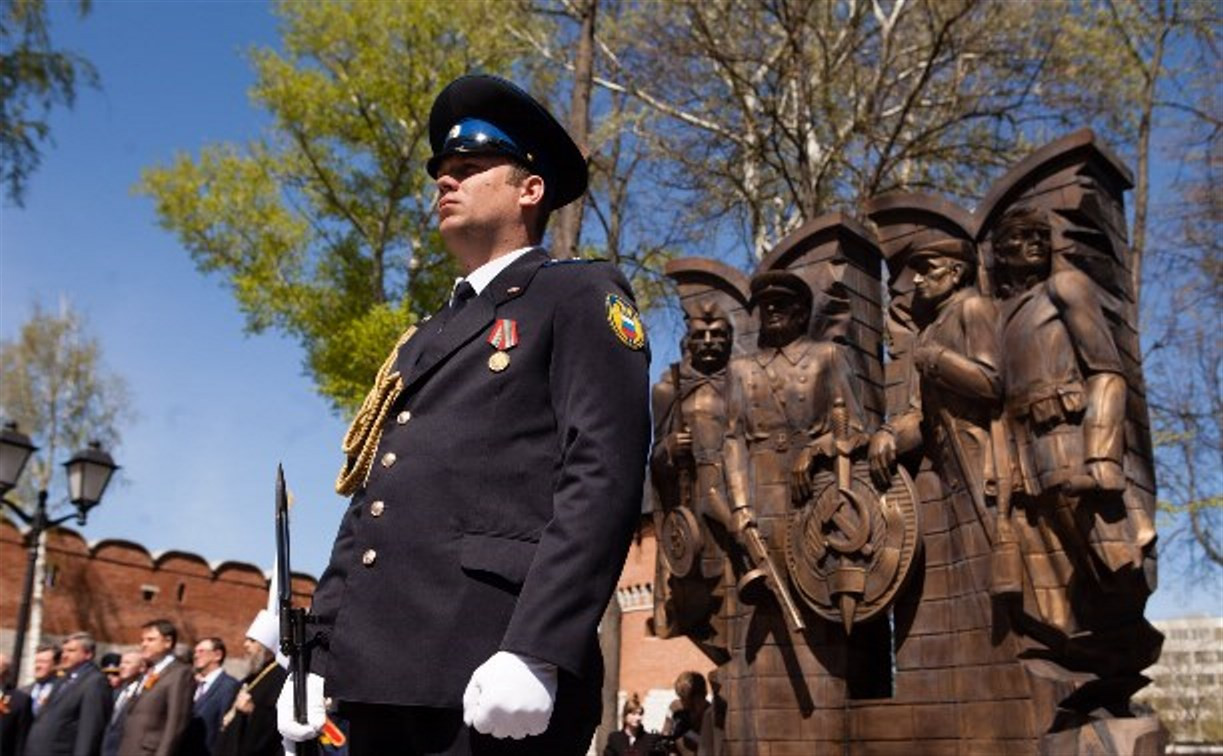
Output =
[{"x1": 336, "y1": 326, "x2": 418, "y2": 496}]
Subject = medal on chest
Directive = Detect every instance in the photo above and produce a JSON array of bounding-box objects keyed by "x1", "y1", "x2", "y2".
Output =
[{"x1": 487, "y1": 319, "x2": 519, "y2": 372}]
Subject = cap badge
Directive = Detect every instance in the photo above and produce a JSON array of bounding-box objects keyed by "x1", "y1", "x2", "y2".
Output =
[{"x1": 606, "y1": 293, "x2": 646, "y2": 350}]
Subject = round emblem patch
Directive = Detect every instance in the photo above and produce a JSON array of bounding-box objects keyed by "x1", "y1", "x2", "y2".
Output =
[{"x1": 606, "y1": 293, "x2": 646, "y2": 350}]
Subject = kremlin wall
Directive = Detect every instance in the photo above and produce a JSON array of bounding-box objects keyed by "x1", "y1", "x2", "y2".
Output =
[{"x1": 0, "y1": 515, "x2": 709, "y2": 732}]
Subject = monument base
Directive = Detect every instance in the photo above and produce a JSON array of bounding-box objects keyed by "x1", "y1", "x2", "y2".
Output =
[{"x1": 1039, "y1": 714, "x2": 1167, "y2": 756}]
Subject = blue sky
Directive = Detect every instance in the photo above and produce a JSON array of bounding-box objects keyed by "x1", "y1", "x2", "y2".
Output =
[{"x1": 1, "y1": 1, "x2": 1216, "y2": 619}]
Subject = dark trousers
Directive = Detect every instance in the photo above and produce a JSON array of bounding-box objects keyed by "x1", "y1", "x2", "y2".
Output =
[{"x1": 341, "y1": 670, "x2": 600, "y2": 756}]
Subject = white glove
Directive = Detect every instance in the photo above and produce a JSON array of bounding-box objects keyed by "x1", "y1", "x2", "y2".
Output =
[
  {"x1": 462, "y1": 651, "x2": 558, "y2": 739},
  {"x1": 276, "y1": 672, "x2": 326, "y2": 742}
]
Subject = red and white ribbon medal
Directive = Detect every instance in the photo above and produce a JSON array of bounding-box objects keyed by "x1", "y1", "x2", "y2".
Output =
[{"x1": 486, "y1": 319, "x2": 519, "y2": 372}]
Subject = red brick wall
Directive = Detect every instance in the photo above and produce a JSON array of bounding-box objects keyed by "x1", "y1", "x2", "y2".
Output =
[
  {"x1": 615, "y1": 521, "x2": 717, "y2": 698},
  {"x1": 2, "y1": 515, "x2": 704, "y2": 704},
  {"x1": 0, "y1": 518, "x2": 315, "y2": 657}
]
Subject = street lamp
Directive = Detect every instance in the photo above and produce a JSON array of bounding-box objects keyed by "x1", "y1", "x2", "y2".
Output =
[
  {"x1": 0, "y1": 421, "x2": 118, "y2": 685},
  {"x1": 0, "y1": 422, "x2": 37, "y2": 496}
]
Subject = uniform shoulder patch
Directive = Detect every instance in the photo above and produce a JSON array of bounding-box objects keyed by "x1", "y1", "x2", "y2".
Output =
[
  {"x1": 606, "y1": 293, "x2": 646, "y2": 350},
  {"x1": 543, "y1": 258, "x2": 596, "y2": 267}
]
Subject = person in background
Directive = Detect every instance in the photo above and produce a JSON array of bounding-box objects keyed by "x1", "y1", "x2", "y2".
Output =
[
  {"x1": 117, "y1": 619, "x2": 194, "y2": 756},
  {"x1": 603, "y1": 694, "x2": 656, "y2": 756},
  {"x1": 97, "y1": 655, "x2": 122, "y2": 691},
  {"x1": 663, "y1": 671, "x2": 709, "y2": 756},
  {"x1": 0, "y1": 653, "x2": 32, "y2": 756},
  {"x1": 182, "y1": 638, "x2": 241, "y2": 756},
  {"x1": 23, "y1": 631, "x2": 112, "y2": 756},
  {"x1": 101, "y1": 652, "x2": 146, "y2": 756},
  {"x1": 26, "y1": 643, "x2": 61, "y2": 718},
  {"x1": 217, "y1": 609, "x2": 288, "y2": 756}
]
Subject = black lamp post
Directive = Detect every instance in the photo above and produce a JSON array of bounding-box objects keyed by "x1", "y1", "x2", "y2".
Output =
[{"x1": 0, "y1": 422, "x2": 118, "y2": 685}]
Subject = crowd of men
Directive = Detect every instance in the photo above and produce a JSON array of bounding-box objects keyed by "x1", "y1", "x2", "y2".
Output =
[{"x1": 0, "y1": 609, "x2": 291, "y2": 756}]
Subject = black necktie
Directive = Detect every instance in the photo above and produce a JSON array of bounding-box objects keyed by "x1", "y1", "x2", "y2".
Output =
[
  {"x1": 451, "y1": 280, "x2": 476, "y2": 308},
  {"x1": 436, "y1": 280, "x2": 476, "y2": 333}
]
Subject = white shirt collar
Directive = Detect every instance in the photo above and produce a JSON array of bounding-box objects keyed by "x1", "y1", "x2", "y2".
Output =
[
  {"x1": 149, "y1": 655, "x2": 175, "y2": 676},
  {"x1": 198, "y1": 667, "x2": 221, "y2": 688},
  {"x1": 453, "y1": 246, "x2": 536, "y2": 301}
]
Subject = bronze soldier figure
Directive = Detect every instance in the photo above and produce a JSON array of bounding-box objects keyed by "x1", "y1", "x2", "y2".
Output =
[
  {"x1": 650, "y1": 303, "x2": 736, "y2": 652},
  {"x1": 991, "y1": 205, "x2": 1160, "y2": 721},
  {"x1": 722, "y1": 271, "x2": 867, "y2": 627},
  {"x1": 865, "y1": 237, "x2": 997, "y2": 494},
  {"x1": 868, "y1": 238, "x2": 1002, "y2": 561}
]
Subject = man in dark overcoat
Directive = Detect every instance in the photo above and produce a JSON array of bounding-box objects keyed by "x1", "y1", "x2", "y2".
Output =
[
  {"x1": 277, "y1": 74, "x2": 651, "y2": 755},
  {"x1": 22, "y1": 632, "x2": 112, "y2": 756}
]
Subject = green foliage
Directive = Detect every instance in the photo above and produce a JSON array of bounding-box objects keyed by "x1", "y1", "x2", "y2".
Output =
[
  {"x1": 0, "y1": 0, "x2": 96, "y2": 206},
  {"x1": 139, "y1": 0, "x2": 529, "y2": 416},
  {"x1": 312, "y1": 300, "x2": 420, "y2": 416},
  {"x1": 0, "y1": 300, "x2": 131, "y2": 511}
]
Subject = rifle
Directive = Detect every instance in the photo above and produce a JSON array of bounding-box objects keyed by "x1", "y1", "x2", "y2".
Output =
[
  {"x1": 936, "y1": 407, "x2": 997, "y2": 546},
  {"x1": 671, "y1": 363, "x2": 693, "y2": 513},
  {"x1": 275, "y1": 464, "x2": 315, "y2": 724},
  {"x1": 709, "y1": 487, "x2": 806, "y2": 634}
]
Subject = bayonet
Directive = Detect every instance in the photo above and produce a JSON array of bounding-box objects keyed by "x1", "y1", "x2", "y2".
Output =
[{"x1": 275, "y1": 464, "x2": 310, "y2": 724}]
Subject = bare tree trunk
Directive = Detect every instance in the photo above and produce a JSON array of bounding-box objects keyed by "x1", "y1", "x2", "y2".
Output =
[
  {"x1": 1129, "y1": 19, "x2": 1167, "y2": 308},
  {"x1": 19, "y1": 531, "x2": 48, "y2": 685},
  {"x1": 596, "y1": 595, "x2": 622, "y2": 755},
  {"x1": 551, "y1": 0, "x2": 596, "y2": 259}
]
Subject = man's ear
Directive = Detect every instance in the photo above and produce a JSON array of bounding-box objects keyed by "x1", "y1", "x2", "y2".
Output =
[{"x1": 518, "y1": 174, "x2": 546, "y2": 209}]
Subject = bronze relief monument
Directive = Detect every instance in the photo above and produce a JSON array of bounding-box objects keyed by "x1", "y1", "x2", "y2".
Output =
[{"x1": 650, "y1": 130, "x2": 1164, "y2": 754}]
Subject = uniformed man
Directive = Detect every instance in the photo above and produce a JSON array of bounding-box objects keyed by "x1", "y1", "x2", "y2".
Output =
[{"x1": 278, "y1": 75, "x2": 651, "y2": 755}]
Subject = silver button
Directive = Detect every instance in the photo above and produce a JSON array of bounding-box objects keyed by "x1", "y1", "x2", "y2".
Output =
[
  {"x1": 381, "y1": 452, "x2": 397, "y2": 468},
  {"x1": 370, "y1": 500, "x2": 385, "y2": 517},
  {"x1": 396, "y1": 410, "x2": 411, "y2": 425},
  {"x1": 362, "y1": 549, "x2": 377, "y2": 566}
]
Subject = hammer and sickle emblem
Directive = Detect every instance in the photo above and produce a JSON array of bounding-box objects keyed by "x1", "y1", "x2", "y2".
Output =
[
  {"x1": 786, "y1": 464, "x2": 921, "y2": 635},
  {"x1": 822, "y1": 486, "x2": 873, "y2": 556}
]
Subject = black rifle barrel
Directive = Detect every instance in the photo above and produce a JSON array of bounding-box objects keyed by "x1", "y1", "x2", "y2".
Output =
[{"x1": 275, "y1": 464, "x2": 308, "y2": 724}]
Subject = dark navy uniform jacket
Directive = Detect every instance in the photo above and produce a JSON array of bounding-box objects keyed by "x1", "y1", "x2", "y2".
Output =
[{"x1": 310, "y1": 248, "x2": 651, "y2": 709}]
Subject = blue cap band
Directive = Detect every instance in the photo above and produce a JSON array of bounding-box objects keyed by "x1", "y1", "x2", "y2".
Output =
[{"x1": 436, "y1": 118, "x2": 534, "y2": 168}]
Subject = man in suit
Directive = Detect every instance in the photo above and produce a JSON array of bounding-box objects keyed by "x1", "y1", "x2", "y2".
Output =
[
  {"x1": 118, "y1": 619, "x2": 194, "y2": 756},
  {"x1": 23, "y1": 632, "x2": 112, "y2": 756},
  {"x1": 26, "y1": 642, "x2": 61, "y2": 718},
  {"x1": 278, "y1": 74, "x2": 651, "y2": 755},
  {"x1": 181, "y1": 637, "x2": 240, "y2": 756},
  {"x1": 101, "y1": 651, "x2": 146, "y2": 756},
  {"x1": 0, "y1": 653, "x2": 32, "y2": 756}
]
